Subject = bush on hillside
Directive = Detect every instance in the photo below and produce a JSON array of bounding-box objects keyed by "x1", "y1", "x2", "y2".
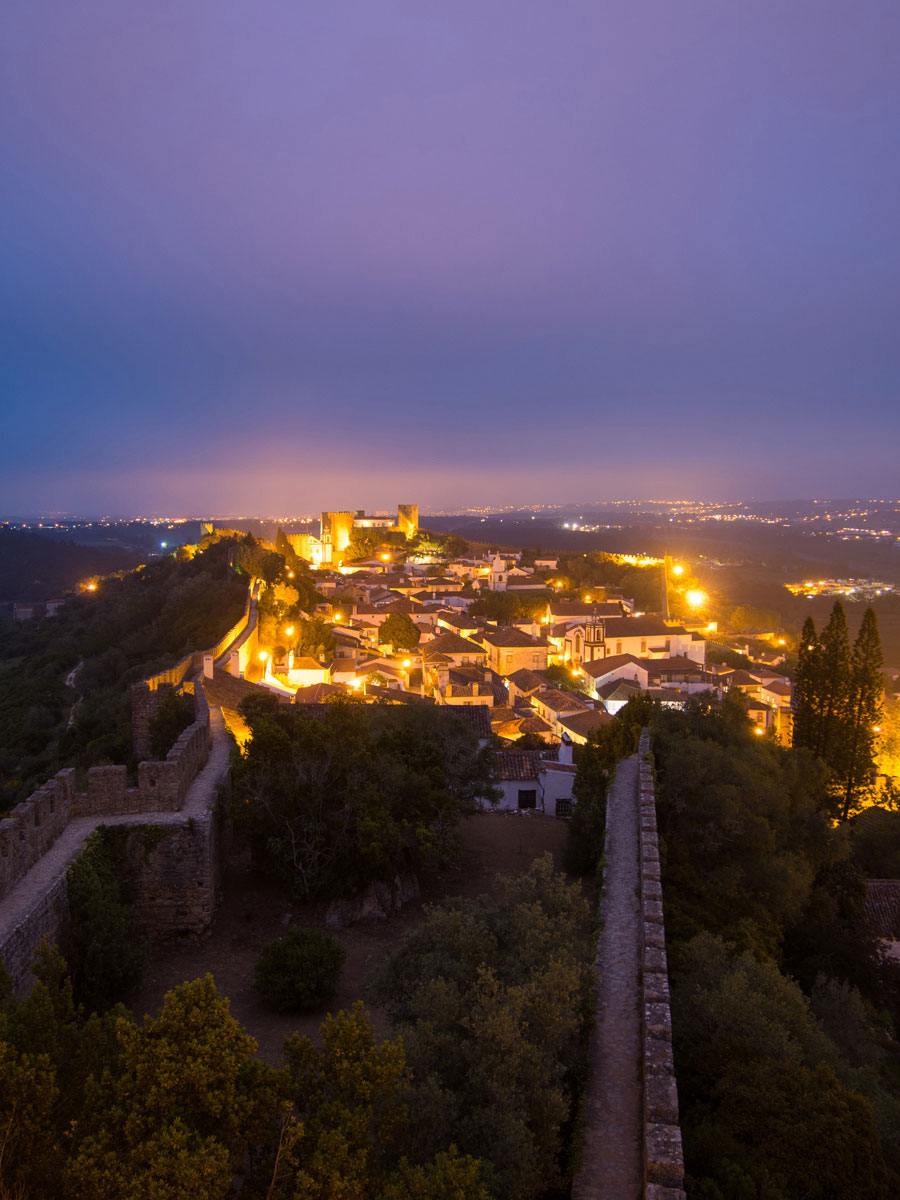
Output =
[{"x1": 253, "y1": 928, "x2": 345, "y2": 1011}]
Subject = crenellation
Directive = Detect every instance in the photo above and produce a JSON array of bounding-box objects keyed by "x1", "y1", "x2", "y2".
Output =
[{"x1": 1, "y1": 678, "x2": 222, "y2": 994}]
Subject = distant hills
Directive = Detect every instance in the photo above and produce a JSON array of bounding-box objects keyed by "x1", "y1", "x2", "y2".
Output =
[{"x1": 0, "y1": 529, "x2": 142, "y2": 603}]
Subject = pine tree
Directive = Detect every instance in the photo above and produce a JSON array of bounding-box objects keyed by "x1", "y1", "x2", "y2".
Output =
[{"x1": 840, "y1": 607, "x2": 884, "y2": 821}]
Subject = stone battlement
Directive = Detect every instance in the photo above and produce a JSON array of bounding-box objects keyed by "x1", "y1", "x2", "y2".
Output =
[{"x1": 0, "y1": 688, "x2": 211, "y2": 905}]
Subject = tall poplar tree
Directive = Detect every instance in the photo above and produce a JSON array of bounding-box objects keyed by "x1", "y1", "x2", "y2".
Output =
[{"x1": 841, "y1": 607, "x2": 884, "y2": 821}]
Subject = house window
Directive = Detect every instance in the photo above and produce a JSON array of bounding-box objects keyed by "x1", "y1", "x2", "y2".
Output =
[
  {"x1": 517, "y1": 789, "x2": 537, "y2": 810},
  {"x1": 556, "y1": 798, "x2": 573, "y2": 819},
  {"x1": 616, "y1": 641, "x2": 622, "y2": 655},
  {"x1": 641, "y1": 639, "x2": 647, "y2": 654},
  {"x1": 665, "y1": 638, "x2": 671, "y2": 651}
]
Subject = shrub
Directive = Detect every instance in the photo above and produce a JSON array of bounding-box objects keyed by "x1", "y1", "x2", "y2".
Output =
[{"x1": 253, "y1": 928, "x2": 345, "y2": 1011}]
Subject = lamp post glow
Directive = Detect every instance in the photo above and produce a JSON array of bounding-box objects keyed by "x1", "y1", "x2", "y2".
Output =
[{"x1": 685, "y1": 589, "x2": 708, "y2": 609}]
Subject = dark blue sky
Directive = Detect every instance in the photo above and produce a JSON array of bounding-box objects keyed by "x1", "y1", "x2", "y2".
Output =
[{"x1": 2, "y1": 1, "x2": 899, "y2": 514}]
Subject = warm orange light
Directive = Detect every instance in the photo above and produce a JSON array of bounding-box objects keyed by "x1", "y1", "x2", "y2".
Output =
[
  {"x1": 287, "y1": 570, "x2": 294, "y2": 579},
  {"x1": 334, "y1": 612, "x2": 342, "y2": 622},
  {"x1": 671, "y1": 564, "x2": 685, "y2": 577},
  {"x1": 258, "y1": 651, "x2": 268, "y2": 662},
  {"x1": 584, "y1": 594, "x2": 591, "y2": 602},
  {"x1": 685, "y1": 589, "x2": 707, "y2": 609},
  {"x1": 86, "y1": 583, "x2": 97, "y2": 592},
  {"x1": 754, "y1": 727, "x2": 764, "y2": 735},
  {"x1": 403, "y1": 658, "x2": 411, "y2": 668},
  {"x1": 380, "y1": 553, "x2": 391, "y2": 561},
  {"x1": 284, "y1": 626, "x2": 294, "y2": 637},
  {"x1": 351, "y1": 678, "x2": 361, "y2": 689}
]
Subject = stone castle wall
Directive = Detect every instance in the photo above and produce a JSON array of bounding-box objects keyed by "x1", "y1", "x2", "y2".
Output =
[
  {"x1": 0, "y1": 770, "x2": 77, "y2": 904},
  {"x1": 131, "y1": 584, "x2": 252, "y2": 757},
  {"x1": 0, "y1": 688, "x2": 211, "y2": 914},
  {"x1": 0, "y1": 874, "x2": 70, "y2": 996},
  {"x1": 638, "y1": 730, "x2": 687, "y2": 1200}
]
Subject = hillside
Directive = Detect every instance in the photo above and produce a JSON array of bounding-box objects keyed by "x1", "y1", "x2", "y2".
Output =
[{"x1": 0, "y1": 529, "x2": 142, "y2": 603}]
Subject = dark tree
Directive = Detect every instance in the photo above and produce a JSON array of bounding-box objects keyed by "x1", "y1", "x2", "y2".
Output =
[
  {"x1": 792, "y1": 616, "x2": 823, "y2": 752},
  {"x1": 378, "y1": 611, "x2": 421, "y2": 652},
  {"x1": 841, "y1": 607, "x2": 884, "y2": 821}
]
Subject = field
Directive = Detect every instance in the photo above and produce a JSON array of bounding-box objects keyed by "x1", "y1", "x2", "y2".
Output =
[{"x1": 127, "y1": 811, "x2": 573, "y2": 1064}]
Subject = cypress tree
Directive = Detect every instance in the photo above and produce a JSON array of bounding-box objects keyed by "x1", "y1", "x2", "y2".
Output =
[
  {"x1": 840, "y1": 607, "x2": 884, "y2": 821},
  {"x1": 792, "y1": 616, "x2": 823, "y2": 752},
  {"x1": 816, "y1": 600, "x2": 851, "y2": 774}
]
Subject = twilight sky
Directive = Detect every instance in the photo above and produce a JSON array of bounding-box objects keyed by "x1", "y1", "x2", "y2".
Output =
[{"x1": 2, "y1": 1, "x2": 899, "y2": 515}]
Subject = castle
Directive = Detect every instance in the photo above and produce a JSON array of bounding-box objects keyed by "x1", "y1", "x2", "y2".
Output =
[{"x1": 287, "y1": 503, "x2": 418, "y2": 565}]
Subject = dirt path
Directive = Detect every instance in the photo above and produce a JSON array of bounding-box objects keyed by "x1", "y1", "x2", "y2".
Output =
[{"x1": 573, "y1": 753, "x2": 643, "y2": 1200}]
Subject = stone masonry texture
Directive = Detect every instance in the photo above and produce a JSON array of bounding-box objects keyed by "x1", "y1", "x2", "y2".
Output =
[{"x1": 571, "y1": 732, "x2": 686, "y2": 1200}]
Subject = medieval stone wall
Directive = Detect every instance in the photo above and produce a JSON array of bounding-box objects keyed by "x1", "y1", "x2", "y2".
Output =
[
  {"x1": 0, "y1": 769, "x2": 76, "y2": 904},
  {"x1": 0, "y1": 874, "x2": 70, "y2": 995},
  {"x1": 0, "y1": 676, "x2": 224, "y2": 995},
  {"x1": 638, "y1": 730, "x2": 687, "y2": 1200},
  {"x1": 131, "y1": 583, "x2": 252, "y2": 757}
]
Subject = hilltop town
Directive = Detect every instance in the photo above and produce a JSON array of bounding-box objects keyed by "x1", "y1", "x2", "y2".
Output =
[{"x1": 187, "y1": 501, "x2": 796, "y2": 814}]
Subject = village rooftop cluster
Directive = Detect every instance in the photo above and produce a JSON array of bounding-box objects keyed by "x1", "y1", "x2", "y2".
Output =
[{"x1": 189, "y1": 504, "x2": 795, "y2": 816}]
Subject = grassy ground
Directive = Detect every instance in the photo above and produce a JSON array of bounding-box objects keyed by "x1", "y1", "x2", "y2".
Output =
[{"x1": 127, "y1": 810, "x2": 573, "y2": 1063}]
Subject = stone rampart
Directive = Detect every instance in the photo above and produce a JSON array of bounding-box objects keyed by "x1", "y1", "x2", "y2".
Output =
[
  {"x1": 0, "y1": 874, "x2": 70, "y2": 994},
  {"x1": 0, "y1": 770, "x2": 76, "y2": 904},
  {"x1": 0, "y1": 690, "x2": 211, "y2": 906},
  {"x1": 131, "y1": 583, "x2": 253, "y2": 757},
  {"x1": 638, "y1": 730, "x2": 687, "y2": 1200}
]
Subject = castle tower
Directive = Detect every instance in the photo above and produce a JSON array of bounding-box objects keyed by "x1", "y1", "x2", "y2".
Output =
[
  {"x1": 397, "y1": 504, "x2": 419, "y2": 538},
  {"x1": 320, "y1": 511, "x2": 355, "y2": 563}
]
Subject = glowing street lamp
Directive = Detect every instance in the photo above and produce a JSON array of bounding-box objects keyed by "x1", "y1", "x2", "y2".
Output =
[
  {"x1": 284, "y1": 626, "x2": 294, "y2": 637},
  {"x1": 685, "y1": 589, "x2": 707, "y2": 609},
  {"x1": 671, "y1": 563, "x2": 685, "y2": 577}
]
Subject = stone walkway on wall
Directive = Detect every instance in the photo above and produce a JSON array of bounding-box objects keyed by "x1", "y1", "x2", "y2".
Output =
[
  {"x1": 572, "y1": 752, "x2": 643, "y2": 1200},
  {"x1": 0, "y1": 707, "x2": 231, "y2": 958}
]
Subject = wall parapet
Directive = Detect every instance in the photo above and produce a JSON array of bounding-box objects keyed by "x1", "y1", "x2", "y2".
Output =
[
  {"x1": 638, "y1": 729, "x2": 687, "y2": 1199},
  {"x1": 131, "y1": 581, "x2": 253, "y2": 758},
  {"x1": 0, "y1": 688, "x2": 211, "y2": 904},
  {"x1": 0, "y1": 769, "x2": 77, "y2": 904}
]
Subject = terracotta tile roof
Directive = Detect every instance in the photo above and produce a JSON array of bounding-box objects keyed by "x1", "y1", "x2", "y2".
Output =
[
  {"x1": 495, "y1": 750, "x2": 544, "y2": 781},
  {"x1": 291, "y1": 656, "x2": 327, "y2": 671},
  {"x1": 422, "y1": 632, "x2": 486, "y2": 658},
  {"x1": 549, "y1": 601, "x2": 624, "y2": 617},
  {"x1": 506, "y1": 668, "x2": 548, "y2": 692},
  {"x1": 646, "y1": 656, "x2": 707, "y2": 676},
  {"x1": 866, "y1": 880, "x2": 900, "y2": 939},
  {"x1": 602, "y1": 616, "x2": 689, "y2": 638},
  {"x1": 292, "y1": 682, "x2": 349, "y2": 703},
  {"x1": 558, "y1": 709, "x2": 613, "y2": 738},
  {"x1": 728, "y1": 669, "x2": 764, "y2": 686},
  {"x1": 447, "y1": 704, "x2": 492, "y2": 739},
  {"x1": 533, "y1": 688, "x2": 592, "y2": 714},
  {"x1": 490, "y1": 705, "x2": 517, "y2": 725},
  {"x1": 477, "y1": 627, "x2": 544, "y2": 648},
  {"x1": 582, "y1": 654, "x2": 645, "y2": 678},
  {"x1": 595, "y1": 679, "x2": 643, "y2": 701}
]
